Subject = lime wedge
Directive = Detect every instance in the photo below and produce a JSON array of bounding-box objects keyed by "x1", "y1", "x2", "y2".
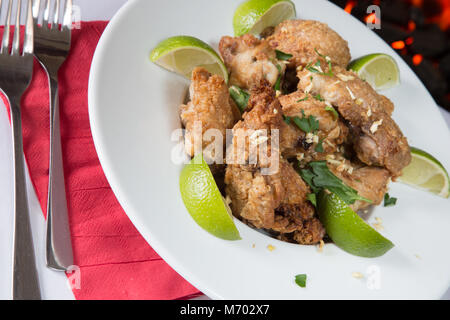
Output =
[
  {"x1": 180, "y1": 155, "x2": 241, "y2": 240},
  {"x1": 150, "y1": 36, "x2": 228, "y2": 82},
  {"x1": 233, "y1": 0, "x2": 296, "y2": 37},
  {"x1": 318, "y1": 192, "x2": 394, "y2": 258},
  {"x1": 398, "y1": 147, "x2": 449, "y2": 198},
  {"x1": 348, "y1": 53, "x2": 400, "y2": 91}
]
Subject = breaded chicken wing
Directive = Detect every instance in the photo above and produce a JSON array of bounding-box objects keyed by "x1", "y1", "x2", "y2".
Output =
[
  {"x1": 279, "y1": 91, "x2": 349, "y2": 160},
  {"x1": 219, "y1": 34, "x2": 286, "y2": 90},
  {"x1": 267, "y1": 20, "x2": 351, "y2": 68},
  {"x1": 327, "y1": 158, "x2": 391, "y2": 212},
  {"x1": 225, "y1": 82, "x2": 325, "y2": 244},
  {"x1": 297, "y1": 66, "x2": 411, "y2": 176},
  {"x1": 180, "y1": 67, "x2": 240, "y2": 158}
]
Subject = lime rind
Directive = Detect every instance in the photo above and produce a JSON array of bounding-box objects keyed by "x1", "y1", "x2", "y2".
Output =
[
  {"x1": 233, "y1": 0, "x2": 296, "y2": 36},
  {"x1": 318, "y1": 192, "x2": 394, "y2": 258},
  {"x1": 150, "y1": 36, "x2": 228, "y2": 82},
  {"x1": 348, "y1": 53, "x2": 400, "y2": 91},
  {"x1": 399, "y1": 147, "x2": 450, "y2": 198},
  {"x1": 180, "y1": 154, "x2": 241, "y2": 241}
]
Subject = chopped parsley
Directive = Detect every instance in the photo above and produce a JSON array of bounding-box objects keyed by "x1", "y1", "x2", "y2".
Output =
[
  {"x1": 297, "y1": 95, "x2": 309, "y2": 102},
  {"x1": 384, "y1": 193, "x2": 397, "y2": 207},
  {"x1": 314, "y1": 138, "x2": 324, "y2": 153},
  {"x1": 307, "y1": 193, "x2": 317, "y2": 207},
  {"x1": 299, "y1": 161, "x2": 373, "y2": 205},
  {"x1": 325, "y1": 105, "x2": 339, "y2": 119},
  {"x1": 284, "y1": 111, "x2": 319, "y2": 134},
  {"x1": 274, "y1": 64, "x2": 282, "y2": 91},
  {"x1": 229, "y1": 86, "x2": 250, "y2": 113},
  {"x1": 275, "y1": 49, "x2": 293, "y2": 61},
  {"x1": 305, "y1": 48, "x2": 334, "y2": 76},
  {"x1": 313, "y1": 93, "x2": 325, "y2": 102},
  {"x1": 297, "y1": 110, "x2": 319, "y2": 133},
  {"x1": 295, "y1": 274, "x2": 307, "y2": 288},
  {"x1": 283, "y1": 115, "x2": 291, "y2": 125}
]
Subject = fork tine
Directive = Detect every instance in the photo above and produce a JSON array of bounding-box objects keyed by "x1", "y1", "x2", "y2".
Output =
[
  {"x1": 32, "y1": 0, "x2": 41, "y2": 23},
  {"x1": 11, "y1": 0, "x2": 21, "y2": 55},
  {"x1": 23, "y1": 0, "x2": 33, "y2": 54},
  {"x1": 52, "y1": 0, "x2": 59, "y2": 28},
  {"x1": 1, "y1": 0, "x2": 12, "y2": 54},
  {"x1": 62, "y1": 0, "x2": 71, "y2": 30},
  {"x1": 43, "y1": 0, "x2": 49, "y2": 28}
]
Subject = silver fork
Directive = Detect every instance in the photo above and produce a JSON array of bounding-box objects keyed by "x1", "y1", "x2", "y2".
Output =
[
  {"x1": 33, "y1": 0, "x2": 73, "y2": 271},
  {"x1": 0, "y1": 0, "x2": 41, "y2": 300}
]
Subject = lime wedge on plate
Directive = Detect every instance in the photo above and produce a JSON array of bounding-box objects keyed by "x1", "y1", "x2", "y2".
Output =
[
  {"x1": 348, "y1": 53, "x2": 400, "y2": 91},
  {"x1": 180, "y1": 154, "x2": 241, "y2": 241},
  {"x1": 150, "y1": 36, "x2": 228, "y2": 82},
  {"x1": 399, "y1": 147, "x2": 449, "y2": 198},
  {"x1": 233, "y1": 0, "x2": 296, "y2": 36},
  {"x1": 318, "y1": 192, "x2": 394, "y2": 258}
]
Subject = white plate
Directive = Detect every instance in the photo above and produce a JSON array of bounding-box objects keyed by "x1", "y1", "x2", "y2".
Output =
[{"x1": 88, "y1": 0, "x2": 450, "y2": 299}]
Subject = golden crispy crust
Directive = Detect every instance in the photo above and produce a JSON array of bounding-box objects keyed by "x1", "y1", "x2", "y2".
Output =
[
  {"x1": 267, "y1": 20, "x2": 351, "y2": 68},
  {"x1": 279, "y1": 90, "x2": 349, "y2": 160},
  {"x1": 219, "y1": 34, "x2": 285, "y2": 90},
  {"x1": 180, "y1": 67, "x2": 240, "y2": 157},
  {"x1": 225, "y1": 82, "x2": 324, "y2": 245},
  {"x1": 297, "y1": 66, "x2": 411, "y2": 176}
]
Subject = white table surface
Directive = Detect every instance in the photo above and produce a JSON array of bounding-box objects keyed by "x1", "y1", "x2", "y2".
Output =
[{"x1": 0, "y1": 0, "x2": 449, "y2": 300}]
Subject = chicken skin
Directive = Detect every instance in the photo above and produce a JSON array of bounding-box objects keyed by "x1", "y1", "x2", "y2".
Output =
[
  {"x1": 327, "y1": 158, "x2": 391, "y2": 212},
  {"x1": 225, "y1": 82, "x2": 325, "y2": 244},
  {"x1": 279, "y1": 91, "x2": 349, "y2": 160},
  {"x1": 180, "y1": 67, "x2": 240, "y2": 158},
  {"x1": 219, "y1": 34, "x2": 286, "y2": 90},
  {"x1": 267, "y1": 20, "x2": 351, "y2": 68},
  {"x1": 297, "y1": 66, "x2": 411, "y2": 177}
]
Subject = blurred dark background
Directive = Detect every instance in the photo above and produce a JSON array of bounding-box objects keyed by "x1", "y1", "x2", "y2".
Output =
[{"x1": 330, "y1": 0, "x2": 450, "y2": 112}]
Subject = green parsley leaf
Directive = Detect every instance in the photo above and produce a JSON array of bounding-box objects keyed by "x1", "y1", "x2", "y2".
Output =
[
  {"x1": 229, "y1": 86, "x2": 250, "y2": 113},
  {"x1": 297, "y1": 95, "x2": 309, "y2": 103},
  {"x1": 283, "y1": 115, "x2": 291, "y2": 125},
  {"x1": 275, "y1": 50, "x2": 293, "y2": 61},
  {"x1": 295, "y1": 274, "x2": 307, "y2": 288},
  {"x1": 274, "y1": 64, "x2": 282, "y2": 91},
  {"x1": 291, "y1": 113, "x2": 319, "y2": 133},
  {"x1": 307, "y1": 193, "x2": 317, "y2": 207},
  {"x1": 285, "y1": 110, "x2": 319, "y2": 133},
  {"x1": 325, "y1": 105, "x2": 339, "y2": 119},
  {"x1": 314, "y1": 48, "x2": 334, "y2": 76},
  {"x1": 300, "y1": 161, "x2": 372, "y2": 205},
  {"x1": 313, "y1": 94, "x2": 325, "y2": 102},
  {"x1": 315, "y1": 139, "x2": 324, "y2": 153},
  {"x1": 384, "y1": 193, "x2": 397, "y2": 207}
]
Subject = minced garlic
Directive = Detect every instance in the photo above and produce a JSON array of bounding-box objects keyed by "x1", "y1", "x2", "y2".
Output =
[{"x1": 370, "y1": 119, "x2": 383, "y2": 134}]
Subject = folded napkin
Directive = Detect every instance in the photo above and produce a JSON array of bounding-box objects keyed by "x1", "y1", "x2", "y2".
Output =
[{"x1": 1, "y1": 21, "x2": 200, "y2": 300}]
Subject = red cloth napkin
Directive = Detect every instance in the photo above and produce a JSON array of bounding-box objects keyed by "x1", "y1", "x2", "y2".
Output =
[{"x1": 1, "y1": 21, "x2": 201, "y2": 300}]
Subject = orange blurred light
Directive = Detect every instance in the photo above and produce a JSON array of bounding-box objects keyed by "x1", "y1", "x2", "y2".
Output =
[
  {"x1": 405, "y1": 37, "x2": 414, "y2": 45},
  {"x1": 391, "y1": 41, "x2": 405, "y2": 50},
  {"x1": 344, "y1": 1, "x2": 356, "y2": 14},
  {"x1": 365, "y1": 13, "x2": 379, "y2": 24},
  {"x1": 412, "y1": 54, "x2": 423, "y2": 66},
  {"x1": 408, "y1": 20, "x2": 416, "y2": 31}
]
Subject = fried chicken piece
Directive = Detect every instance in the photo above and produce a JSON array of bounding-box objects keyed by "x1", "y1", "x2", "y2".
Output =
[
  {"x1": 328, "y1": 158, "x2": 391, "y2": 212},
  {"x1": 267, "y1": 20, "x2": 351, "y2": 68},
  {"x1": 180, "y1": 67, "x2": 240, "y2": 158},
  {"x1": 279, "y1": 91, "x2": 349, "y2": 160},
  {"x1": 226, "y1": 80, "x2": 285, "y2": 169},
  {"x1": 219, "y1": 34, "x2": 286, "y2": 90},
  {"x1": 225, "y1": 82, "x2": 325, "y2": 244},
  {"x1": 297, "y1": 66, "x2": 411, "y2": 177}
]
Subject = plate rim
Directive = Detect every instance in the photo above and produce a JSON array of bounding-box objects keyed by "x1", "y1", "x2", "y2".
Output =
[{"x1": 88, "y1": 0, "x2": 450, "y2": 300}]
